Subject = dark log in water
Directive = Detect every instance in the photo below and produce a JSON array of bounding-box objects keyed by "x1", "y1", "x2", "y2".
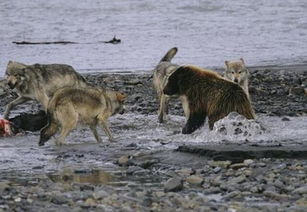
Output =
[{"x1": 12, "y1": 41, "x2": 78, "y2": 45}]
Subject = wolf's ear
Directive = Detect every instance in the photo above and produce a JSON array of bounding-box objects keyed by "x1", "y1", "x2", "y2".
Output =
[
  {"x1": 240, "y1": 58, "x2": 245, "y2": 65},
  {"x1": 116, "y1": 92, "x2": 127, "y2": 102},
  {"x1": 225, "y1": 61, "x2": 229, "y2": 69}
]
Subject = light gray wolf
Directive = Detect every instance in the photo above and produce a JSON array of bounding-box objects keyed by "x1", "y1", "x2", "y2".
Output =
[
  {"x1": 152, "y1": 47, "x2": 189, "y2": 123},
  {"x1": 4, "y1": 61, "x2": 88, "y2": 119},
  {"x1": 224, "y1": 58, "x2": 250, "y2": 99},
  {"x1": 163, "y1": 65, "x2": 255, "y2": 134},
  {"x1": 39, "y1": 87, "x2": 126, "y2": 146}
]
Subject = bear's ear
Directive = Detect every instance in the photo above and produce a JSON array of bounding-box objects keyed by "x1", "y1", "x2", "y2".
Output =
[
  {"x1": 225, "y1": 60, "x2": 229, "y2": 69},
  {"x1": 240, "y1": 58, "x2": 245, "y2": 65}
]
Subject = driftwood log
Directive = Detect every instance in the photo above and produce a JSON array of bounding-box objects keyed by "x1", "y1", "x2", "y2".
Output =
[
  {"x1": 12, "y1": 36, "x2": 121, "y2": 45},
  {"x1": 12, "y1": 41, "x2": 77, "y2": 45}
]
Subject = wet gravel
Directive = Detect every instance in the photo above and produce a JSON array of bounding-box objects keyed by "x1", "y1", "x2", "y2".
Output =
[{"x1": 0, "y1": 65, "x2": 307, "y2": 211}]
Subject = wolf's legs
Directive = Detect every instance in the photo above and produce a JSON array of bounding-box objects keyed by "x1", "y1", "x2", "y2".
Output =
[
  {"x1": 89, "y1": 124, "x2": 102, "y2": 143},
  {"x1": 55, "y1": 106, "x2": 78, "y2": 146},
  {"x1": 4, "y1": 96, "x2": 30, "y2": 119},
  {"x1": 37, "y1": 92, "x2": 50, "y2": 110},
  {"x1": 39, "y1": 116, "x2": 58, "y2": 146},
  {"x1": 98, "y1": 120, "x2": 113, "y2": 142},
  {"x1": 158, "y1": 94, "x2": 169, "y2": 123}
]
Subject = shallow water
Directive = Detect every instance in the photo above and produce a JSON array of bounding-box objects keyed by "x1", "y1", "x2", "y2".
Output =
[
  {"x1": 1, "y1": 113, "x2": 306, "y2": 175},
  {"x1": 1, "y1": 0, "x2": 307, "y2": 75}
]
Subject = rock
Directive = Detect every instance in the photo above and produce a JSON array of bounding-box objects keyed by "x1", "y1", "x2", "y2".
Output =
[
  {"x1": 155, "y1": 191, "x2": 165, "y2": 198},
  {"x1": 14, "y1": 197, "x2": 21, "y2": 202},
  {"x1": 208, "y1": 160, "x2": 231, "y2": 168},
  {"x1": 117, "y1": 155, "x2": 130, "y2": 166},
  {"x1": 126, "y1": 166, "x2": 143, "y2": 175},
  {"x1": 289, "y1": 87, "x2": 305, "y2": 95},
  {"x1": 92, "y1": 190, "x2": 108, "y2": 200},
  {"x1": 84, "y1": 198, "x2": 97, "y2": 206},
  {"x1": 139, "y1": 159, "x2": 159, "y2": 169},
  {"x1": 230, "y1": 163, "x2": 246, "y2": 169},
  {"x1": 213, "y1": 167, "x2": 222, "y2": 173},
  {"x1": 186, "y1": 175, "x2": 204, "y2": 186},
  {"x1": 263, "y1": 191, "x2": 288, "y2": 200},
  {"x1": 293, "y1": 185, "x2": 307, "y2": 194},
  {"x1": 79, "y1": 184, "x2": 95, "y2": 191},
  {"x1": 51, "y1": 195, "x2": 71, "y2": 205},
  {"x1": 164, "y1": 177, "x2": 184, "y2": 192},
  {"x1": 176, "y1": 168, "x2": 195, "y2": 176},
  {"x1": 223, "y1": 191, "x2": 242, "y2": 200},
  {"x1": 243, "y1": 159, "x2": 254, "y2": 166},
  {"x1": 0, "y1": 181, "x2": 10, "y2": 193},
  {"x1": 228, "y1": 175, "x2": 246, "y2": 185},
  {"x1": 281, "y1": 117, "x2": 291, "y2": 121},
  {"x1": 296, "y1": 197, "x2": 307, "y2": 206}
]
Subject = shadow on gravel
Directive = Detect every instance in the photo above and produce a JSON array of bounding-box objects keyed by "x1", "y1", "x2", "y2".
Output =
[{"x1": 177, "y1": 144, "x2": 307, "y2": 163}]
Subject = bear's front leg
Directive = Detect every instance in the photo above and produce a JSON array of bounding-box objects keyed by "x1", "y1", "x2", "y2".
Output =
[{"x1": 182, "y1": 112, "x2": 206, "y2": 134}]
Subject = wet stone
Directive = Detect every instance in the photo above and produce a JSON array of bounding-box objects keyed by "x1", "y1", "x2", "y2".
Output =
[
  {"x1": 51, "y1": 195, "x2": 71, "y2": 205},
  {"x1": 79, "y1": 184, "x2": 95, "y2": 191},
  {"x1": 230, "y1": 163, "x2": 246, "y2": 169},
  {"x1": 293, "y1": 185, "x2": 307, "y2": 194},
  {"x1": 208, "y1": 160, "x2": 231, "y2": 168},
  {"x1": 176, "y1": 168, "x2": 196, "y2": 176},
  {"x1": 213, "y1": 167, "x2": 222, "y2": 173},
  {"x1": 117, "y1": 155, "x2": 130, "y2": 166},
  {"x1": 186, "y1": 175, "x2": 204, "y2": 186},
  {"x1": 139, "y1": 159, "x2": 159, "y2": 169},
  {"x1": 164, "y1": 177, "x2": 184, "y2": 192}
]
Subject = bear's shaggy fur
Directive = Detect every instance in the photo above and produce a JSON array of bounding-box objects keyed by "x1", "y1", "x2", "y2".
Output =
[{"x1": 163, "y1": 65, "x2": 255, "y2": 134}]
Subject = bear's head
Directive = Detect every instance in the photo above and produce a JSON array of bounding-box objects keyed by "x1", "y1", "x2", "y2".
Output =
[{"x1": 163, "y1": 68, "x2": 181, "y2": 95}]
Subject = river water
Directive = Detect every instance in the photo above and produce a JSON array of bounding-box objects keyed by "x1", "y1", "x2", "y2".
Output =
[{"x1": 1, "y1": 0, "x2": 307, "y2": 75}]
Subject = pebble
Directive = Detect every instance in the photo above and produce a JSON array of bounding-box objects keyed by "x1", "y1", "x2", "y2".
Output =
[
  {"x1": 164, "y1": 177, "x2": 184, "y2": 192},
  {"x1": 186, "y1": 175, "x2": 204, "y2": 186},
  {"x1": 209, "y1": 160, "x2": 231, "y2": 168},
  {"x1": 177, "y1": 168, "x2": 195, "y2": 176},
  {"x1": 117, "y1": 155, "x2": 130, "y2": 166},
  {"x1": 213, "y1": 167, "x2": 222, "y2": 173},
  {"x1": 293, "y1": 185, "x2": 307, "y2": 194},
  {"x1": 243, "y1": 159, "x2": 254, "y2": 166},
  {"x1": 230, "y1": 163, "x2": 246, "y2": 169}
]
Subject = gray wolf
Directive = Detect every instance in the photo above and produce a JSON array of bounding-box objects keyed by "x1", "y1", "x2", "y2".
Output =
[
  {"x1": 163, "y1": 65, "x2": 255, "y2": 134},
  {"x1": 39, "y1": 87, "x2": 126, "y2": 146},
  {"x1": 4, "y1": 61, "x2": 88, "y2": 119},
  {"x1": 152, "y1": 47, "x2": 189, "y2": 123},
  {"x1": 224, "y1": 58, "x2": 250, "y2": 99}
]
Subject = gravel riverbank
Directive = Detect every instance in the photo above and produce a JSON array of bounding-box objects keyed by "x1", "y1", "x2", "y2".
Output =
[{"x1": 0, "y1": 65, "x2": 306, "y2": 211}]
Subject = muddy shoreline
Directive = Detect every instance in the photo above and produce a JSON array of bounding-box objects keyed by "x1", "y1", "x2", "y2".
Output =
[{"x1": 0, "y1": 65, "x2": 307, "y2": 211}]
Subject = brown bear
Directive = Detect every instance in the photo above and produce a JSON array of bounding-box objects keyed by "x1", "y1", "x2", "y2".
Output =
[{"x1": 163, "y1": 65, "x2": 255, "y2": 134}]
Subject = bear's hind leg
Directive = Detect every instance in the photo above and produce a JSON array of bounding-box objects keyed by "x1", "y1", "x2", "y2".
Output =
[{"x1": 182, "y1": 112, "x2": 206, "y2": 134}]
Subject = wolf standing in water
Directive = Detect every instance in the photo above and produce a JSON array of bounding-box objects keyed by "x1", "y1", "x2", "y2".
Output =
[
  {"x1": 224, "y1": 58, "x2": 250, "y2": 100},
  {"x1": 39, "y1": 87, "x2": 126, "y2": 146},
  {"x1": 152, "y1": 47, "x2": 189, "y2": 123},
  {"x1": 164, "y1": 65, "x2": 255, "y2": 134}
]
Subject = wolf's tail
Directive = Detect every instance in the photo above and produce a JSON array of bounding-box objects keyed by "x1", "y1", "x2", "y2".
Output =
[
  {"x1": 159, "y1": 47, "x2": 178, "y2": 63},
  {"x1": 39, "y1": 110, "x2": 58, "y2": 146}
]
